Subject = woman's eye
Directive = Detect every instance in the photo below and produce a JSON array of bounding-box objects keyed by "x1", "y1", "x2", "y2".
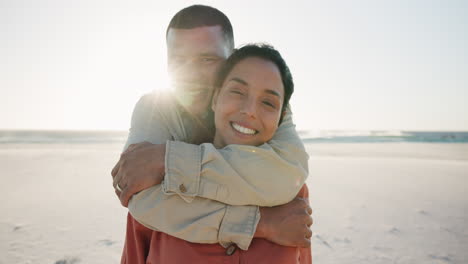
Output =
[{"x1": 263, "y1": 101, "x2": 276, "y2": 109}]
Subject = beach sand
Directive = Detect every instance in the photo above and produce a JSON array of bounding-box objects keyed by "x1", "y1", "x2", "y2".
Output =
[{"x1": 1, "y1": 143, "x2": 467, "y2": 263}]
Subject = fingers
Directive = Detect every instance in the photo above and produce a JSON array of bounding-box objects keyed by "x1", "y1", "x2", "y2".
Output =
[
  {"x1": 114, "y1": 141, "x2": 153, "y2": 178},
  {"x1": 113, "y1": 170, "x2": 123, "y2": 189},
  {"x1": 119, "y1": 186, "x2": 132, "y2": 208},
  {"x1": 113, "y1": 157, "x2": 130, "y2": 188},
  {"x1": 114, "y1": 179, "x2": 129, "y2": 200},
  {"x1": 112, "y1": 146, "x2": 134, "y2": 177},
  {"x1": 294, "y1": 197, "x2": 307, "y2": 203},
  {"x1": 294, "y1": 197, "x2": 309, "y2": 209},
  {"x1": 301, "y1": 238, "x2": 311, "y2": 248},
  {"x1": 115, "y1": 188, "x2": 122, "y2": 200},
  {"x1": 304, "y1": 226, "x2": 312, "y2": 238},
  {"x1": 306, "y1": 215, "x2": 313, "y2": 227},
  {"x1": 114, "y1": 141, "x2": 149, "y2": 178},
  {"x1": 123, "y1": 143, "x2": 138, "y2": 154},
  {"x1": 111, "y1": 159, "x2": 121, "y2": 178},
  {"x1": 115, "y1": 181, "x2": 126, "y2": 192},
  {"x1": 115, "y1": 173, "x2": 129, "y2": 189},
  {"x1": 306, "y1": 205, "x2": 312, "y2": 215},
  {"x1": 114, "y1": 177, "x2": 129, "y2": 207}
]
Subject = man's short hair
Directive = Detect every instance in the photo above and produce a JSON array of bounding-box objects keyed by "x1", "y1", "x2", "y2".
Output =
[{"x1": 166, "y1": 5, "x2": 234, "y2": 49}]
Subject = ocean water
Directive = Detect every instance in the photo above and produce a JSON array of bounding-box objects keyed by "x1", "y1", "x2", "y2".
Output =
[
  {"x1": 1, "y1": 130, "x2": 468, "y2": 144},
  {"x1": 299, "y1": 130, "x2": 468, "y2": 143},
  {"x1": 0, "y1": 130, "x2": 128, "y2": 144}
]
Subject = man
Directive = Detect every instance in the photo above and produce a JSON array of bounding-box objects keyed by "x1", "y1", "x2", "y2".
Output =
[{"x1": 111, "y1": 5, "x2": 312, "y2": 260}]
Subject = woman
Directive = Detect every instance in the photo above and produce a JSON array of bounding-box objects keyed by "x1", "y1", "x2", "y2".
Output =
[{"x1": 122, "y1": 44, "x2": 311, "y2": 263}]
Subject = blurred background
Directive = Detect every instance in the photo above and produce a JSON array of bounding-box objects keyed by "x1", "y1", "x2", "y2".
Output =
[
  {"x1": 1, "y1": 1, "x2": 467, "y2": 264},
  {"x1": 1, "y1": 0, "x2": 467, "y2": 132}
]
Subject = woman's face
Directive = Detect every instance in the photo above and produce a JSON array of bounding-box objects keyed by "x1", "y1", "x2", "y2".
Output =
[{"x1": 212, "y1": 57, "x2": 284, "y2": 148}]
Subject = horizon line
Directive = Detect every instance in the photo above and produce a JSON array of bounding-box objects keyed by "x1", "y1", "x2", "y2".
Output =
[{"x1": 1, "y1": 128, "x2": 468, "y2": 133}]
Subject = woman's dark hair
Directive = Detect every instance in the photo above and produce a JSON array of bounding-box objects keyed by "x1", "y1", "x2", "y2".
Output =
[
  {"x1": 166, "y1": 5, "x2": 234, "y2": 50},
  {"x1": 214, "y1": 43, "x2": 294, "y2": 117}
]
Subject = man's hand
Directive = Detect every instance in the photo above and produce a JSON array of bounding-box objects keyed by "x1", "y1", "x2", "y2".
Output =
[
  {"x1": 111, "y1": 142, "x2": 166, "y2": 207},
  {"x1": 255, "y1": 197, "x2": 313, "y2": 248}
]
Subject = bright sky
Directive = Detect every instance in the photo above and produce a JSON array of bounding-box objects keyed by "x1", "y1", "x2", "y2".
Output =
[{"x1": 1, "y1": 0, "x2": 467, "y2": 131}]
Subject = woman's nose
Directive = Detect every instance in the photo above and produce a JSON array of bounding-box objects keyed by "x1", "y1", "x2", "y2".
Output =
[{"x1": 240, "y1": 98, "x2": 257, "y2": 118}]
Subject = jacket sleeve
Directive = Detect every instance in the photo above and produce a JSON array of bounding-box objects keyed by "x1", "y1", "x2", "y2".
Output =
[
  {"x1": 162, "y1": 105, "x2": 309, "y2": 206},
  {"x1": 129, "y1": 186, "x2": 259, "y2": 250},
  {"x1": 122, "y1": 93, "x2": 259, "y2": 250}
]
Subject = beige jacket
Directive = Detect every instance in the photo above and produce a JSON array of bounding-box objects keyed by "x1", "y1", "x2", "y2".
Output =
[{"x1": 125, "y1": 91, "x2": 309, "y2": 250}]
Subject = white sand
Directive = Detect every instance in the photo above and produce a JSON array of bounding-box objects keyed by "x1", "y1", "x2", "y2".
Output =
[
  {"x1": 308, "y1": 143, "x2": 468, "y2": 264},
  {"x1": 0, "y1": 144, "x2": 127, "y2": 264},
  {"x1": 1, "y1": 143, "x2": 467, "y2": 264}
]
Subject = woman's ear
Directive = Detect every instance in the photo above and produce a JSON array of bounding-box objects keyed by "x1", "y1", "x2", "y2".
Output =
[{"x1": 211, "y1": 89, "x2": 219, "y2": 112}]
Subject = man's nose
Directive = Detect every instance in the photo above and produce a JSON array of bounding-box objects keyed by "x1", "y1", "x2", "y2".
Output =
[{"x1": 169, "y1": 59, "x2": 200, "y2": 80}]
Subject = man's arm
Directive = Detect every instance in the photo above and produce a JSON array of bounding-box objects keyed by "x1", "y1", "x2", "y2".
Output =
[
  {"x1": 128, "y1": 185, "x2": 312, "y2": 250},
  {"x1": 114, "y1": 93, "x2": 311, "y2": 249},
  {"x1": 161, "y1": 105, "x2": 309, "y2": 206},
  {"x1": 117, "y1": 97, "x2": 308, "y2": 207},
  {"x1": 115, "y1": 93, "x2": 310, "y2": 249},
  {"x1": 128, "y1": 185, "x2": 258, "y2": 250}
]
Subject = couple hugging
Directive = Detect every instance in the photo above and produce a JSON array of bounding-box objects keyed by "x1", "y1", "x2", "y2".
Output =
[{"x1": 111, "y1": 4, "x2": 313, "y2": 264}]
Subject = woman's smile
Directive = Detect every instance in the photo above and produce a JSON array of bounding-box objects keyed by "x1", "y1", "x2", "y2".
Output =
[{"x1": 231, "y1": 122, "x2": 258, "y2": 135}]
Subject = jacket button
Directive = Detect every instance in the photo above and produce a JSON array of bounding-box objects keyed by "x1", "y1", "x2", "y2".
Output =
[
  {"x1": 226, "y1": 244, "x2": 237, "y2": 256},
  {"x1": 179, "y1": 184, "x2": 187, "y2": 193}
]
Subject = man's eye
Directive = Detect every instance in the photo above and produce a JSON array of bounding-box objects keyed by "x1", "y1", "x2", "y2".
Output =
[
  {"x1": 169, "y1": 57, "x2": 184, "y2": 65},
  {"x1": 230, "y1": 90, "x2": 243, "y2": 95},
  {"x1": 201, "y1": 58, "x2": 217, "y2": 63}
]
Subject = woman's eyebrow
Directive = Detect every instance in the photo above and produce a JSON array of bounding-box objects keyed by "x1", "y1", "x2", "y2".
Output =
[
  {"x1": 228, "y1": 78, "x2": 281, "y2": 98},
  {"x1": 265, "y1": 89, "x2": 281, "y2": 98},
  {"x1": 229, "y1": 77, "x2": 248, "y2": 86}
]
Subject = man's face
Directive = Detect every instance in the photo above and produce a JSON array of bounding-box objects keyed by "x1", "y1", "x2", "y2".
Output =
[{"x1": 166, "y1": 26, "x2": 231, "y2": 116}]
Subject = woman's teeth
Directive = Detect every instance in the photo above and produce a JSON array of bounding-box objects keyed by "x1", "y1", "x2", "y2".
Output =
[{"x1": 232, "y1": 122, "x2": 256, "y2": 135}]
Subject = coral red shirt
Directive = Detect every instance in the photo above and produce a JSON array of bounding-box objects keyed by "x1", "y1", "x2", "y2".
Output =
[{"x1": 121, "y1": 185, "x2": 311, "y2": 264}]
